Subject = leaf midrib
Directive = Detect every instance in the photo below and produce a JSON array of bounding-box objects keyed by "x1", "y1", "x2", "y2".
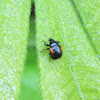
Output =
[{"x1": 70, "y1": 0, "x2": 99, "y2": 58}]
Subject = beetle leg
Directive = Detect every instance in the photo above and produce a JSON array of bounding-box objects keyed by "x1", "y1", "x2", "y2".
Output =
[
  {"x1": 45, "y1": 44, "x2": 50, "y2": 46},
  {"x1": 43, "y1": 40, "x2": 50, "y2": 46},
  {"x1": 40, "y1": 48, "x2": 49, "y2": 52}
]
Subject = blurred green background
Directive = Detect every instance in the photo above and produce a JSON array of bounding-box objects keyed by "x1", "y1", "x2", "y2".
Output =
[{"x1": 19, "y1": 16, "x2": 42, "y2": 100}]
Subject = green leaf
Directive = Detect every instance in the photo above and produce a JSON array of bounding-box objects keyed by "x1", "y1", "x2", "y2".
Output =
[
  {"x1": 0, "y1": 0, "x2": 31, "y2": 99},
  {"x1": 35, "y1": 0, "x2": 100, "y2": 99}
]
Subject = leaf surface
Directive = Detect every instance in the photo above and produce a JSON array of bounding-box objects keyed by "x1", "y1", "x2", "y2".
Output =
[
  {"x1": 0, "y1": 0, "x2": 31, "y2": 99},
  {"x1": 35, "y1": 0, "x2": 100, "y2": 99}
]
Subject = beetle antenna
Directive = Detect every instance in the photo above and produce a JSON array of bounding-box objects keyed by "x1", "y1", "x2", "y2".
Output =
[
  {"x1": 44, "y1": 33, "x2": 55, "y2": 39},
  {"x1": 42, "y1": 39, "x2": 46, "y2": 44},
  {"x1": 44, "y1": 35, "x2": 49, "y2": 39}
]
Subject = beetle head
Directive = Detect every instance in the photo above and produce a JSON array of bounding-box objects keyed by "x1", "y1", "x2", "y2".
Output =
[{"x1": 49, "y1": 39, "x2": 55, "y2": 44}]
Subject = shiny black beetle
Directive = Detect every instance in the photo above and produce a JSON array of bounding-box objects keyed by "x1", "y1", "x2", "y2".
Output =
[{"x1": 41, "y1": 39, "x2": 62, "y2": 59}]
